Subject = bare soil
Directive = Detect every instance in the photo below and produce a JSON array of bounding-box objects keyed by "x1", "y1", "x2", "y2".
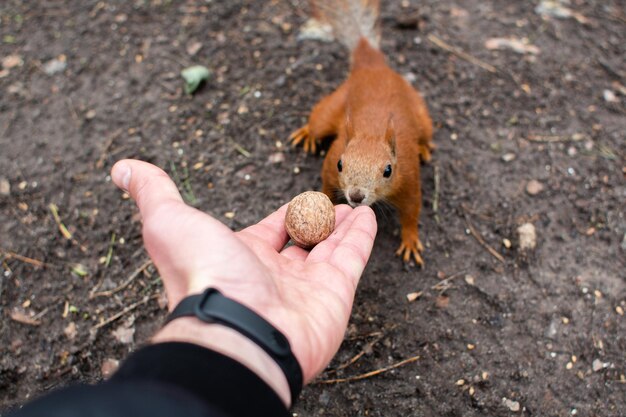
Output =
[{"x1": 1, "y1": 1, "x2": 624, "y2": 416}]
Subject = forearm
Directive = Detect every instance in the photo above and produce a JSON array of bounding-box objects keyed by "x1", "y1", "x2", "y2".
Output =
[
  {"x1": 152, "y1": 318, "x2": 291, "y2": 407},
  {"x1": 9, "y1": 327, "x2": 291, "y2": 417}
]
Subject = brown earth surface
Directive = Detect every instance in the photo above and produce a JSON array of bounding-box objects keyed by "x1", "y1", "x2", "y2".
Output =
[{"x1": 1, "y1": 1, "x2": 625, "y2": 416}]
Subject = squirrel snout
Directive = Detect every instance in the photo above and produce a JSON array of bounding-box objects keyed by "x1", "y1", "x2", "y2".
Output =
[{"x1": 347, "y1": 189, "x2": 365, "y2": 205}]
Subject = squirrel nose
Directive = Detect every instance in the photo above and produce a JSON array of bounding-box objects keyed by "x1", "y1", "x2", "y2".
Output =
[{"x1": 348, "y1": 190, "x2": 365, "y2": 204}]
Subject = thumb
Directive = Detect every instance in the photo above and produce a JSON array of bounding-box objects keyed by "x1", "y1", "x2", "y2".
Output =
[{"x1": 111, "y1": 159, "x2": 185, "y2": 221}]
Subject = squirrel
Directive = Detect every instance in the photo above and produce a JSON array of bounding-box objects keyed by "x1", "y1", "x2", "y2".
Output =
[{"x1": 289, "y1": 0, "x2": 434, "y2": 265}]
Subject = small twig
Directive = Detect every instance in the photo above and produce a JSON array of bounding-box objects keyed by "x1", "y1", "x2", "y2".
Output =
[
  {"x1": 432, "y1": 270, "x2": 467, "y2": 291},
  {"x1": 49, "y1": 203, "x2": 88, "y2": 252},
  {"x1": 433, "y1": 164, "x2": 441, "y2": 224},
  {"x1": 230, "y1": 140, "x2": 252, "y2": 158},
  {"x1": 65, "y1": 97, "x2": 81, "y2": 127},
  {"x1": 90, "y1": 259, "x2": 153, "y2": 299},
  {"x1": 32, "y1": 306, "x2": 52, "y2": 321},
  {"x1": 1, "y1": 250, "x2": 50, "y2": 268},
  {"x1": 526, "y1": 134, "x2": 585, "y2": 143},
  {"x1": 91, "y1": 294, "x2": 158, "y2": 331},
  {"x1": 104, "y1": 232, "x2": 116, "y2": 267},
  {"x1": 427, "y1": 34, "x2": 497, "y2": 73},
  {"x1": 464, "y1": 214, "x2": 505, "y2": 263},
  {"x1": 1, "y1": 110, "x2": 16, "y2": 139},
  {"x1": 334, "y1": 334, "x2": 385, "y2": 372},
  {"x1": 49, "y1": 203, "x2": 72, "y2": 240},
  {"x1": 95, "y1": 128, "x2": 124, "y2": 169},
  {"x1": 317, "y1": 355, "x2": 420, "y2": 384},
  {"x1": 347, "y1": 330, "x2": 383, "y2": 341}
]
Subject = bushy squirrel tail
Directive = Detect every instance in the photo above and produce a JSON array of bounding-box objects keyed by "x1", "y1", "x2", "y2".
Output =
[{"x1": 311, "y1": 0, "x2": 381, "y2": 51}]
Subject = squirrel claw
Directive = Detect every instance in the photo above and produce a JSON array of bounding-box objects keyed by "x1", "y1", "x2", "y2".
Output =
[
  {"x1": 289, "y1": 125, "x2": 317, "y2": 154},
  {"x1": 395, "y1": 238, "x2": 424, "y2": 266}
]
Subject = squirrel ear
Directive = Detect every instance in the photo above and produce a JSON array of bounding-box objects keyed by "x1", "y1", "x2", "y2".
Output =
[
  {"x1": 345, "y1": 110, "x2": 355, "y2": 142},
  {"x1": 385, "y1": 114, "x2": 396, "y2": 156}
]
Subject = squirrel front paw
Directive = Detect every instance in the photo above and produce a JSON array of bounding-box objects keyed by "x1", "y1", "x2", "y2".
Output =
[
  {"x1": 289, "y1": 124, "x2": 318, "y2": 154},
  {"x1": 395, "y1": 233, "x2": 424, "y2": 266}
]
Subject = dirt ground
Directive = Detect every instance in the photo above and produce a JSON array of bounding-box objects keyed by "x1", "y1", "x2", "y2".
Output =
[{"x1": 1, "y1": 0, "x2": 624, "y2": 416}]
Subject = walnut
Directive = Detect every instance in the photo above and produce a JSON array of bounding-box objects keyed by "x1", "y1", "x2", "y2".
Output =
[{"x1": 285, "y1": 191, "x2": 335, "y2": 249}]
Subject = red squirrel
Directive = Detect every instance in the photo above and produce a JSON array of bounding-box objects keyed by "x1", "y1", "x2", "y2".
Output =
[{"x1": 289, "y1": 0, "x2": 434, "y2": 265}]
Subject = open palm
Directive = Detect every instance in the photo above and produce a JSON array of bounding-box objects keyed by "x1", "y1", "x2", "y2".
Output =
[{"x1": 111, "y1": 159, "x2": 377, "y2": 383}]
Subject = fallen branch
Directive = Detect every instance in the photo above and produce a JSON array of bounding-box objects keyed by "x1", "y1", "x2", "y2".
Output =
[
  {"x1": 317, "y1": 355, "x2": 420, "y2": 384},
  {"x1": 427, "y1": 34, "x2": 497, "y2": 73}
]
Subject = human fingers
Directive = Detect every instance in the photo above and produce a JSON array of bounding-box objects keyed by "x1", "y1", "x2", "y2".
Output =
[
  {"x1": 238, "y1": 204, "x2": 290, "y2": 251},
  {"x1": 310, "y1": 206, "x2": 377, "y2": 285},
  {"x1": 111, "y1": 159, "x2": 185, "y2": 222},
  {"x1": 278, "y1": 205, "x2": 353, "y2": 262},
  {"x1": 333, "y1": 204, "x2": 353, "y2": 228},
  {"x1": 279, "y1": 245, "x2": 308, "y2": 262}
]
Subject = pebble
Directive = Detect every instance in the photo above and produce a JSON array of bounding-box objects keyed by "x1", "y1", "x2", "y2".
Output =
[
  {"x1": 502, "y1": 152, "x2": 516, "y2": 162},
  {"x1": 517, "y1": 223, "x2": 537, "y2": 250},
  {"x1": 526, "y1": 179, "x2": 544, "y2": 195},
  {"x1": 603, "y1": 89, "x2": 618, "y2": 103},
  {"x1": 267, "y1": 152, "x2": 285, "y2": 164},
  {"x1": 43, "y1": 58, "x2": 67, "y2": 75},
  {"x1": 403, "y1": 72, "x2": 417, "y2": 83},
  {"x1": 0, "y1": 177, "x2": 10, "y2": 196},
  {"x1": 592, "y1": 359, "x2": 606, "y2": 372},
  {"x1": 503, "y1": 398, "x2": 521, "y2": 412}
]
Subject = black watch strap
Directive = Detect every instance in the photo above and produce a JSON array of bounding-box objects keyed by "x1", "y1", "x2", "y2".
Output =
[{"x1": 164, "y1": 288, "x2": 303, "y2": 404}]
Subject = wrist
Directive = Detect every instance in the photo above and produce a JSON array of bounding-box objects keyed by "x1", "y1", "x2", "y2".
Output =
[{"x1": 153, "y1": 317, "x2": 291, "y2": 407}]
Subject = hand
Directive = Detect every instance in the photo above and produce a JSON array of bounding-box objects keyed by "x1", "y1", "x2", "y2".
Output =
[{"x1": 111, "y1": 160, "x2": 377, "y2": 397}]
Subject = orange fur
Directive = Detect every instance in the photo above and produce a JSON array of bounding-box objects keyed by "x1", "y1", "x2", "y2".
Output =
[{"x1": 290, "y1": 7, "x2": 433, "y2": 265}]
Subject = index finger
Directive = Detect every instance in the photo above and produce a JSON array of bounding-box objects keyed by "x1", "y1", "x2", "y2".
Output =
[{"x1": 308, "y1": 206, "x2": 377, "y2": 285}]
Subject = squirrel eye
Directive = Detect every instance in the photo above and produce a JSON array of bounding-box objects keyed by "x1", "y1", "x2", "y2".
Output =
[
  {"x1": 383, "y1": 164, "x2": 392, "y2": 178},
  {"x1": 337, "y1": 159, "x2": 343, "y2": 172}
]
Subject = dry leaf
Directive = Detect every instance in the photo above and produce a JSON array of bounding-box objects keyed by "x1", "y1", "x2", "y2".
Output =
[
  {"x1": 406, "y1": 291, "x2": 423, "y2": 302},
  {"x1": 64, "y1": 321, "x2": 78, "y2": 340},
  {"x1": 10, "y1": 308, "x2": 41, "y2": 326}
]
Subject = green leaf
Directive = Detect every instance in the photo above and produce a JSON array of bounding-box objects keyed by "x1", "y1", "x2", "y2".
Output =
[{"x1": 181, "y1": 65, "x2": 210, "y2": 95}]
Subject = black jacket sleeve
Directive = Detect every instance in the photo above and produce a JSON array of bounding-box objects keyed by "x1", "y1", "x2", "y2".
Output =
[{"x1": 8, "y1": 342, "x2": 291, "y2": 417}]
